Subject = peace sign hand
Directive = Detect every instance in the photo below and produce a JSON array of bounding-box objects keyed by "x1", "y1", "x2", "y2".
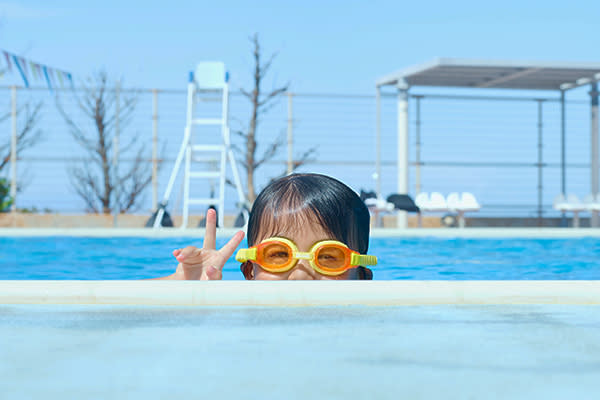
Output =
[{"x1": 172, "y1": 208, "x2": 245, "y2": 280}]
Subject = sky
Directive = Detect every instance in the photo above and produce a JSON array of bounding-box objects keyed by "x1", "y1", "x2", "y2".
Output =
[
  {"x1": 2, "y1": 0, "x2": 600, "y2": 94},
  {"x1": 2, "y1": 0, "x2": 600, "y2": 216}
]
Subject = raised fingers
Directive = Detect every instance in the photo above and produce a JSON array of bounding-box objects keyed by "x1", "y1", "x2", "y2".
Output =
[
  {"x1": 202, "y1": 208, "x2": 217, "y2": 250},
  {"x1": 202, "y1": 266, "x2": 223, "y2": 280},
  {"x1": 175, "y1": 245, "x2": 201, "y2": 263},
  {"x1": 218, "y1": 230, "x2": 245, "y2": 260}
]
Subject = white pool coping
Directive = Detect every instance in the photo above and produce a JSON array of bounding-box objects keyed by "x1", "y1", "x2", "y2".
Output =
[
  {"x1": 1, "y1": 281, "x2": 599, "y2": 306},
  {"x1": 3, "y1": 227, "x2": 600, "y2": 238}
]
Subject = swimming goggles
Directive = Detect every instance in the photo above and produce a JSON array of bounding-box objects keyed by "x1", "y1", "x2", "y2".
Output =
[{"x1": 235, "y1": 237, "x2": 377, "y2": 276}]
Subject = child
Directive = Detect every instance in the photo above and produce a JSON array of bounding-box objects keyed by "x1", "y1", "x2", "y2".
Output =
[{"x1": 158, "y1": 173, "x2": 376, "y2": 280}]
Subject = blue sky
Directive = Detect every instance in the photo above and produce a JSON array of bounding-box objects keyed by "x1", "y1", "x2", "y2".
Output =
[
  {"x1": 2, "y1": 0, "x2": 600, "y2": 93},
  {"x1": 2, "y1": 0, "x2": 600, "y2": 215}
]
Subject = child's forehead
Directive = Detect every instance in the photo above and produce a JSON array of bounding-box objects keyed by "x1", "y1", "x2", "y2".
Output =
[{"x1": 254, "y1": 211, "x2": 331, "y2": 242}]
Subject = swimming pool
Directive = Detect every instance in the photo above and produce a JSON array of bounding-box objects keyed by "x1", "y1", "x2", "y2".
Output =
[
  {"x1": 2, "y1": 234, "x2": 600, "y2": 280},
  {"x1": 2, "y1": 229, "x2": 599, "y2": 398}
]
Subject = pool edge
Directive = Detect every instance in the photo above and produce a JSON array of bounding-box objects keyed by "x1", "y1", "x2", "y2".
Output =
[{"x1": 1, "y1": 281, "x2": 599, "y2": 306}]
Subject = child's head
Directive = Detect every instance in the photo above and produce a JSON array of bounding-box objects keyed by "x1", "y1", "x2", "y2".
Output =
[{"x1": 240, "y1": 173, "x2": 373, "y2": 280}]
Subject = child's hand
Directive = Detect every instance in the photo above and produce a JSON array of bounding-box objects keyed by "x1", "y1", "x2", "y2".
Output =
[{"x1": 173, "y1": 208, "x2": 245, "y2": 280}]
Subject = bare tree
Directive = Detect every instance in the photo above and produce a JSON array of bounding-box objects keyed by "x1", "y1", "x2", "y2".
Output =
[
  {"x1": 58, "y1": 71, "x2": 152, "y2": 213},
  {"x1": 0, "y1": 98, "x2": 43, "y2": 209},
  {"x1": 0, "y1": 101, "x2": 43, "y2": 172},
  {"x1": 235, "y1": 33, "x2": 316, "y2": 203}
]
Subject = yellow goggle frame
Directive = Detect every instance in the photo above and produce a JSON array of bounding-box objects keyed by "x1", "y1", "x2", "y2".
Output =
[{"x1": 235, "y1": 237, "x2": 377, "y2": 276}]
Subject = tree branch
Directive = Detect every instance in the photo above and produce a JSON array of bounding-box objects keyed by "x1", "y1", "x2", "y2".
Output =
[{"x1": 58, "y1": 70, "x2": 153, "y2": 214}]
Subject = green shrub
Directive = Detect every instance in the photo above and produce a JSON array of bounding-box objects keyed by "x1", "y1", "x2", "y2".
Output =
[{"x1": 0, "y1": 178, "x2": 13, "y2": 212}]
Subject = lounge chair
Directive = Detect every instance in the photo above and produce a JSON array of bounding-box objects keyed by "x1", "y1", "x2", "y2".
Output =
[
  {"x1": 364, "y1": 197, "x2": 395, "y2": 212},
  {"x1": 446, "y1": 192, "x2": 481, "y2": 228},
  {"x1": 386, "y1": 194, "x2": 419, "y2": 213},
  {"x1": 553, "y1": 194, "x2": 585, "y2": 228},
  {"x1": 364, "y1": 196, "x2": 394, "y2": 227},
  {"x1": 460, "y1": 192, "x2": 481, "y2": 213},
  {"x1": 428, "y1": 192, "x2": 449, "y2": 212},
  {"x1": 583, "y1": 193, "x2": 600, "y2": 212},
  {"x1": 414, "y1": 192, "x2": 430, "y2": 211},
  {"x1": 385, "y1": 194, "x2": 420, "y2": 227},
  {"x1": 414, "y1": 192, "x2": 451, "y2": 227}
]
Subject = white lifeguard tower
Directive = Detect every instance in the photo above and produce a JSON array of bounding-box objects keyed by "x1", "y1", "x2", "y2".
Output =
[{"x1": 153, "y1": 62, "x2": 248, "y2": 228}]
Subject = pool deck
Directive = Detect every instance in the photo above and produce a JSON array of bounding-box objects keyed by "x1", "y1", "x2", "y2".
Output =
[
  {"x1": 2, "y1": 303, "x2": 599, "y2": 399},
  {"x1": 1, "y1": 281, "x2": 599, "y2": 306},
  {"x1": 3, "y1": 227, "x2": 600, "y2": 238}
]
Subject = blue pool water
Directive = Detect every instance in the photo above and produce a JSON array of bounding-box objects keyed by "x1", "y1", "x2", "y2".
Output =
[{"x1": 2, "y1": 236, "x2": 600, "y2": 280}]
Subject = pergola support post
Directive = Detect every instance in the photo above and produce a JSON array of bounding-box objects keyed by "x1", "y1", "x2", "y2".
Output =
[
  {"x1": 415, "y1": 95, "x2": 423, "y2": 195},
  {"x1": 396, "y1": 82, "x2": 409, "y2": 228},
  {"x1": 591, "y1": 82, "x2": 599, "y2": 227},
  {"x1": 375, "y1": 87, "x2": 382, "y2": 198}
]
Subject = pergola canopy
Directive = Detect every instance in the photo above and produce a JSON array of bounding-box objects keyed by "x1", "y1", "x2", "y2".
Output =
[
  {"x1": 376, "y1": 58, "x2": 600, "y2": 91},
  {"x1": 375, "y1": 58, "x2": 600, "y2": 228}
]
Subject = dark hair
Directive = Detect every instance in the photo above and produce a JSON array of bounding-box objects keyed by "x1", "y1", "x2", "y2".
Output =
[{"x1": 247, "y1": 173, "x2": 371, "y2": 254}]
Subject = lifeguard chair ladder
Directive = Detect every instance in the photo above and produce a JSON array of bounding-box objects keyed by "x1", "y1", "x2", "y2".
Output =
[{"x1": 153, "y1": 62, "x2": 247, "y2": 228}]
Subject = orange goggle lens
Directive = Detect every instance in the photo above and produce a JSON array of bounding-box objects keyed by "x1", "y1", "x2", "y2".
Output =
[
  {"x1": 255, "y1": 239, "x2": 351, "y2": 273},
  {"x1": 257, "y1": 241, "x2": 296, "y2": 270},
  {"x1": 313, "y1": 244, "x2": 348, "y2": 271}
]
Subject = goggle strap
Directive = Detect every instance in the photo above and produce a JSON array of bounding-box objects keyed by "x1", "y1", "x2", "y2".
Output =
[
  {"x1": 350, "y1": 253, "x2": 378, "y2": 266},
  {"x1": 235, "y1": 248, "x2": 257, "y2": 262}
]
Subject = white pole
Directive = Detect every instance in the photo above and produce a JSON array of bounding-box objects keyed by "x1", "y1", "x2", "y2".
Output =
[
  {"x1": 560, "y1": 90, "x2": 567, "y2": 227},
  {"x1": 375, "y1": 87, "x2": 382, "y2": 198},
  {"x1": 10, "y1": 86, "x2": 17, "y2": 213},
  {"x1": 113, "y1": 81, "x2": 121, "y2": 227},
  {"x1": 591, "y1": 82, "x2": 599, "y2": 227},
  {"x1": 152, "y1": 89, "x2": 159, "y2": 212},
  {"x1": 153, "y1": 81, "x2": 195, "y2": 228},
  {"x1": 537, "y1": 99, "x2": 544, "y2": 225},
  {"x1": 287, "y1": 92, "x2": 293, "y2": 174},
  {"x1": 397, "y1": 83, "x2": 409, "y2": 228},
  {"x1": 560, "y1": 90, "x2": 566, "y2": 196},
  {"x1": 415, "y1": 95, "x2": 422, "y2": 195}
]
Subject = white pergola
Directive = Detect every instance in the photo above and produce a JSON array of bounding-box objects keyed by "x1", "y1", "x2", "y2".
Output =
[{"x1": 376, "y1": 58, "x2": 600, "y2": 228}]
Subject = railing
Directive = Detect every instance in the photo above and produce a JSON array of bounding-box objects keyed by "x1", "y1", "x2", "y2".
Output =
[{"x1": 0, "y1": 85, "x2": 592, "y2": 219}]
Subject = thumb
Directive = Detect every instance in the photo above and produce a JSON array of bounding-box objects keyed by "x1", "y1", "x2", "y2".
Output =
[{"x1": 202, "y1": 266, "x2": 223, "y2": 280}]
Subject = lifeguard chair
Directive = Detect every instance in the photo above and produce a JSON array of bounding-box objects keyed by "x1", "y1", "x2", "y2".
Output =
[{"x1": 152, "y1": 62, "x2": 248, "y2": 228}]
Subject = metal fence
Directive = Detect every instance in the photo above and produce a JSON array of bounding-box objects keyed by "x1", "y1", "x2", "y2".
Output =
[{"x1": 0, "y1": 84, "x2": 592, "y2": 219}]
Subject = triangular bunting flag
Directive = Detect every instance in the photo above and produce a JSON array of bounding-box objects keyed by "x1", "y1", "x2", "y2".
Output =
[
  {"x1": 1, "y1": 48, "x2": 72, "y2": 92},
  {"x1": 12, "y1": 55, "x2": 29, "y2": 87},
  {"x1": 30, "y1": 61, "x2": 38, "y2": 79},
  {"x1": 57, "y1": 70, "x2": 64, "y2": 87},
  {"x1": 42, "y1": 66, "x2": 53, "y2": 93},
  {"x1": 3, "y1": 51, "x2": 11, "y2": 71}
]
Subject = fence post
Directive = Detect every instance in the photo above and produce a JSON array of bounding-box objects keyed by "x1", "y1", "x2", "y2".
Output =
[
  {"x1": 590, "y1": 82, "x2": 599, "y2": 228},
  {"x1": 287, "y1": 92, "x2": 294, "y2": 174},
  {"x1": 113, "y1": 81, "x2": 121, "y2": 227},
  {"x1": 152, "y1": 89, "x2": 159, "y2": 211},
  {"x1": 10, "y1": 86, "x2": 17, "y2": 213},
  {"x1": 536, "y1": 99, "x2": 544, "y2": 227}
]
